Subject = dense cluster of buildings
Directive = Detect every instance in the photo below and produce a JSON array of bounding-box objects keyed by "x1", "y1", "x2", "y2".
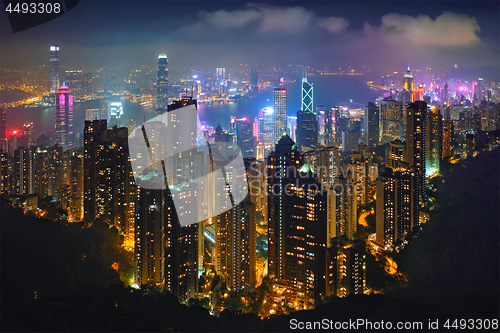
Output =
[{"x1": 1, "y1": 47, "x2": 500, "y2": 313}]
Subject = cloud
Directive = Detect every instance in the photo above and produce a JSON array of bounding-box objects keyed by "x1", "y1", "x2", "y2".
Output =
[
  {"x1": 317, "y1": 16, "x2": 350, "y2": 33},
  {"x1": 193, "y1": 4, "x2": 347, "y2": 34},
  {"x1": 258, "y1": 6, "x2": 313, "y2": 33},
  {"x1": 201, "y1": 9, "x2": 261, "y2": 28},
  {"x1": 367, "y1": 11, "x2": 481, "y2": 47}
]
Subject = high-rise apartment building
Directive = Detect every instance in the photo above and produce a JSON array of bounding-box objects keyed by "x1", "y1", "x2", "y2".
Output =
[
  {"x1": 327, "y1": 175, "x2": 357, "y2": 240},
  {"x1": 376, "y1": 167, "x2": 418, "y2": 248},
  {"x1": 342, "y1": 130, "x2": 359, "y2": 152},
  {"x1": 327, "y1": 238, "x2": 366, "y2": 297},
  {"x1": 282, "y1": 170, "x2": 327, "y2": 309},
  {"x1": 405, "y1": 101, "x2": 427, "y2": 205},
  {"x1": 386, "y1": 140, "x2": 406, "y2": 170},
  {"x1": 364, "y1": 102, "x2": 379, "y2": 148},
  {"x1": 442, "y1": 118, "x2": 454, "y2": 159},
  {"x1": 83, "y1": 120, "x2": 135, "y2": 242},
  {"x1": 380, "y1": 99, "x2": 403, "y2": 144},
  {"x1": 273, "y1": 88, "x2": 287, "y2": 144}
]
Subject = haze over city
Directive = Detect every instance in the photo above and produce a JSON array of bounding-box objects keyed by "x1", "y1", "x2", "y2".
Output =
[{"x1": 1, "y1": 1, "x2": 499, "y2": 332}]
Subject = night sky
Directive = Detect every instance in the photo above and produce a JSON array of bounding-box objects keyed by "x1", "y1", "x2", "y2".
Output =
[{"x1": 1, "y1": 1, "x2": 499, "y2": 75}]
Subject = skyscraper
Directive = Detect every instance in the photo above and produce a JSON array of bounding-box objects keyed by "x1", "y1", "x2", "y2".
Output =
[
  {"x1": 273, "y1": 88, "x2": 287, "y2": 144},
  {"x1": 0, "y1": 107, "x2": 6, "y2": 141},
  {"x1": 135, "y1": 186, "x2": 166, "y2": 289},
  {"x1": 55, "y1": 86, "x2": 74, "y2": 150},
  {"x1": 405, "y1": 101, "x2": 427, "y2": 205},
  {"x1": 327, "y1": 175, "x2": 357, "y2": 240},
  {"x1": 250, "y1": 67, "x2": 258, "y2": 91},
  {"x1": 257, "y1": 107, "x2": 274, "y2": 155},
  {"x1": 442, "y1": 118, "x2": 454, "y2": 159},
  {"x1": 282, "y1": 169, "x2": 327, "y2": 309},
  {"x1": 364, "y1": 102, "x2": 379, "y2": 149},
  {"x1": 342, "y1": 130, "x2": 359, "y2": 152},
  {"x1": 267, "y1": 135, "x2": 302, "y2": 281},
  {"x1": 403, "y1": 68, "x2": 414, "y2": 103},
  {"x1": 426, "y1": 107, "x2": 442, "y2": 176},
  {"x1": 414, "y1": 83, "x2": 424, "y2": 102},
  {"x1": 236, "y1": 118, "x2": 255, "y2": 158},
  {"x1": 376, "y1": 168, "x2": 417, "y2": 248},
  {"x1": 327, "y1": 238, "x2": 366, "y2": 297},
  {"x1": 296, "y1": 110, "x2": 318, "y2": 151},
  {"x1": 83, "y1": 120, "x2": 135, "y2": 242},
  {"x1": 156, "y1": 54, "x2": 169, "y2": 111},
  {"x1": 380, "y1": 99, "x2": 403, "y2": 144},
  {"x1": 49, "y1": 45, "x2": 60, "y2": 96},
  {"x1": 301, "y1": 75, "x2": 313, "y2": 112},
  {"x1": 385, "y1": 140, "x2": 406, "y2": 170}
]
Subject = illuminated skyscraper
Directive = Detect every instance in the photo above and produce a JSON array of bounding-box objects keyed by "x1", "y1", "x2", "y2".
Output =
[
  {"x1": 108, "y1": 102, "x2": 123, "y2": 128},
  {"x1": 83, "y1": 120, "x2": 135, "y2": 242},
  {"x1": 296, "y1": 110, "x2": 317, "y2": 151},
  {"x1": 156, "y1": 54, "x2": 169, "y2": 111},
  {"x1": 426, "y1": 107, "x2": 442, "y2": 176},
  {"x1": 403, "y1": 68, "x2": 414, "y2": 103},
  {"x1": 273, "y1": 88, "x2": 287, "y2": 144},
  {"x1": 380, "y1": 99, "x2": 403, "y2": 144},
  {"x1": 49, "y1": 44, "x2": 60, "y2": 96},
  {"x1": 287, "y1": 116, "x2": 297, "y2": 142},
  {"x1": 405, "y1": 101, "x2": 427, "y2": 205},
  {"x1": 55, "y1": 86, "x2": 74, "y2": 150},
  {"x1": 327, "y1": 175, "x2": 357, "y2": 240},
  {"x1": 282, "y1": 168, "x2": 327, "y2": 309},
  {"x1": 414, "y1": 83, "x2": 424, "y2": 102},
  {"x1": 376, "y1": 168, "x2": 417, "y2": 248},
  {"x1": 363, "y1": 102, "x2": 379, "y2": 149},
  {"x1": 301, "y1": 75, "x2": 313, "y2": 112},
  {"x1": 385, "y1": 140, "x2": 406, "y2": 170},
  {"x1": 257, "y1": 107, "x2": 274, "y2": 154},
  {"x1": 326, "y1": 238, "x2": 366, "y2": 298},
  {"x1": 135, "y1": 186, "x2": 166, "y2": 289}
]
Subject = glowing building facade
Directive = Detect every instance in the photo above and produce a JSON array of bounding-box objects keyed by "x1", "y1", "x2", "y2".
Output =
[
  {"x1": 273, "y1": 88, "x2": 287, "y2": 144},
  {"x1": 55, "y1": 86, "x2": 74, "y2": 150}
]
